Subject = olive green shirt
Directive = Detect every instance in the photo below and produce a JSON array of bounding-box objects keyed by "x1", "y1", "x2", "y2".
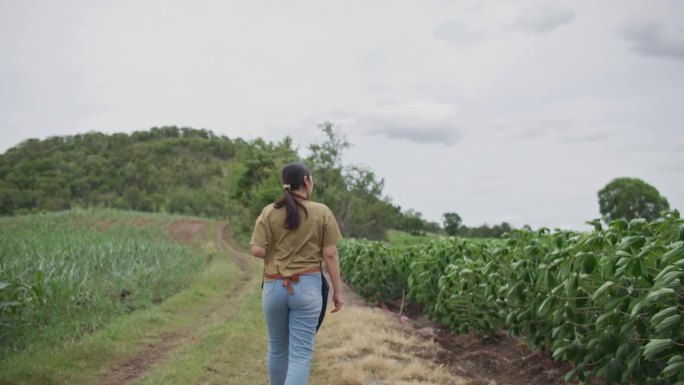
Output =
[{"x1": 250, "y1": 199, "x2": 343, "y2": 276}]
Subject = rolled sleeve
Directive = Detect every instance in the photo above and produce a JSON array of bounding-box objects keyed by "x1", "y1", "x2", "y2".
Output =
[
  {"x1": 322, "y1": 209, "x2": 343, "y2": 247},
  {"x1": 250, "y1": 214, "x2": 270, "y2": 248}
]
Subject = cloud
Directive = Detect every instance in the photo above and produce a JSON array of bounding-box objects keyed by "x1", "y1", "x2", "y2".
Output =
[
  {"x1": 513, "y1": 122, "x2": 608, "y2": 144},
  {"x1": 368, "y1": 125, "x2": 458, "y2": 144},
  {"x1": 619, "y1": 20, "x2": 684, "y2": 60},
  {"x1": 435, "y1": 18, "x2": 480, "y2": 45},
  {"x1": 559, "y1": 130, "x2": 610, "y2": 144},
  {"x1": 515, "y1": 5, "x2": 576, "y2": 34},
  {"x1": 363, "y1": 101, "x2": 461, "y2": 145},
  {"x1": 490, "y1": 116, "x2": 571, "y2": 141}
]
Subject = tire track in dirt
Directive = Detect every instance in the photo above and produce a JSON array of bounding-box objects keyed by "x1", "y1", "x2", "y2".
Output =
[
  {"x1": 96, "y1": 220, "x2": 257, "y2": 385},
  {"x1": 97, "y1": 332, "x2": 186, "y2": 385},
  {"x1": 215, "y1": 222, "x2": 251, "y2": 274}
]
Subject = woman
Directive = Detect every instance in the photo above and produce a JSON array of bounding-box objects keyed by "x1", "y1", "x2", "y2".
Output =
[{"x1": 250, "y1": 161, "x2": 344, "y2": 385}]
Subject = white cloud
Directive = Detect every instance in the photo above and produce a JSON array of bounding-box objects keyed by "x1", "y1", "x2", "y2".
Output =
[
  {"x1": 435, "y1": 18, "x2": 481, "y2": 45},
  {"x1": 515, "y1": 5, "x2": 576, "y2": 34},
  {"x1": 358, "y1": 101, "x2": 461, "y2": 145}
]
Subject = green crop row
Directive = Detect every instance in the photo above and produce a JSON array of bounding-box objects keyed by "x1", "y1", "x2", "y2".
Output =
[
  {"x1": 0, "y1": 209, "x2": 205, "y2": 357},
  {"x1": 339, "y1": 211, "x2": 684, "y2": 384}
]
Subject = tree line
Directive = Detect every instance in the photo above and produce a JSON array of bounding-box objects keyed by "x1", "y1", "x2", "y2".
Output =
[
  {"x1": 0, "y1": 124, "x2": 438, "y2": 241},
  {"x1": 0, "y1": 124, "x2": 670, "y2": 240},
  {"x1": 441, "y1": 177, "x2": 671, "y2": 237}
]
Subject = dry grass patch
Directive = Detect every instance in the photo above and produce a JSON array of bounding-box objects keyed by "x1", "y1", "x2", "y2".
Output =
[{"x1": 311, "y1": 306, "x2": 468, "y2": 385}]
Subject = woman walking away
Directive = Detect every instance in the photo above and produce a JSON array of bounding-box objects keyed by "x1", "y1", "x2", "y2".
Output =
[{"x1": 250, "y1": 161, "x2": 344, "y2": 385}]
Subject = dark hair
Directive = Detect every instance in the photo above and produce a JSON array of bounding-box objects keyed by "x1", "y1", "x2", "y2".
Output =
[{"x1": 273, "y1": 161, "x2": 310, "y2": 230}]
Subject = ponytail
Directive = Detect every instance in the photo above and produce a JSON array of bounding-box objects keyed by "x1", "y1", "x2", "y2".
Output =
[
  {"x1": 274, "y1": 190, "x2": 308, "y2": 230},
  {"x1": 273, "y1": 161, "x2": 311, "y2": 230}
]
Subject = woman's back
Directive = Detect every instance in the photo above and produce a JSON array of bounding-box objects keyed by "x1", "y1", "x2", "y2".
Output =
[{"x1": 252, "y1": 200, "x2": 341, "y2": 276}]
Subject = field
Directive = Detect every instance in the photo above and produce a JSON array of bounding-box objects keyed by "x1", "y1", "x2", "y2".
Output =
[
  {"x1": 0, "y1": 209, "x2": 209, "y2": 357},
  {"x1": 339, "y1": 212, "x2": 684, "y2": 384},
  {"x1": 2, "y1": 209, "x2": 682, "y2": 385},
  {"x1": 0, "y1": 209, "x2": 471, "y2": 385},
  {"x1": 0, "y1": 209, "x2": 273, "y2": 384}
]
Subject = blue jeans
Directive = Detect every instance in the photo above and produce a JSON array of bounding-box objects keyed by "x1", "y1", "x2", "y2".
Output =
[{"x1": 262, "y1": 274, "x2": 322, "y2": 385}]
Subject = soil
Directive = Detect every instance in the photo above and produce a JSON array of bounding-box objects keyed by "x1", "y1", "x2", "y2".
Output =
[
  {"x1": 378, "y1": 299, "x2": 578, "y2": 385},
  {"x1": 167, "y1": 219, "x2": 206, "y2": 244},
  {"x1": 97, "y1": 332, "x2": 186, "y2": 385}
]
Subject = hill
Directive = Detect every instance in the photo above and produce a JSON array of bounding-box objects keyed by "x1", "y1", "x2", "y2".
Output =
[
  {"x1": 0, "y1": 127, "x2": 282, "y2": 236},
  {"x1": 0, "y1": 125, "x2": 434, "y2": 240}
]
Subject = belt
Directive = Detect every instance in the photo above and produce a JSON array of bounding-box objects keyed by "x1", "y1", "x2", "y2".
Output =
[{"x1": 264, "y1": 266, "x2": 321, "y2": 295}]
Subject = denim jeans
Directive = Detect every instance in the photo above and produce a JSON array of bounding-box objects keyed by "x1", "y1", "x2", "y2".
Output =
[{"x1": 262, "y1": 274, "x2": 323, "y2": 385}]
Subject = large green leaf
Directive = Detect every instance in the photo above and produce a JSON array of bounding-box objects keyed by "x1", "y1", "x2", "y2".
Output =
[
  {"x1": 662, "y1": 246, "x2": 684, "y2": 265},
  {"x1": 654, "y1": 314, "x2": 680, "y2": 334},
  {"x1": 537, "y1": 296, "x2": 553, "y2": 317},
  {"x1": 630, "y1": 299, "x2": 645, "y2": 318},
  {"x1": 645, "y1": 288, "x2": 676, "y2": 303},
  {"x1": 642, "y1": 338, "x2": 672, "y2": 360},
  {"x1": 591, "y1": 281, "x2": 614, "y2": 301},
  {"x1": 553, "y1": 345, "x2": 569, "y2": 360},
  {"x1": 651, "y1": 307, "x2": 678, "y2": 328}
]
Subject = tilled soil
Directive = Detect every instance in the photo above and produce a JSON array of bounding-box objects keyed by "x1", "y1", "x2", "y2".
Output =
[{"x1": 377, "y1": 299, "x2": 578, "y2": 385}]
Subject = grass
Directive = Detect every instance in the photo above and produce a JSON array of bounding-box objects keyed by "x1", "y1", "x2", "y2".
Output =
[
  {"x1": 311, "y1": 305, "x2": 464, "y2": 385},
  {"x1": 0, "y1": 210, "x2": 256, "y2": 385},
  {"x1": 134, "y1": 285, "x2": 268, "y2": 385},
  {"x1": 0, "y1": 209, "x2": 207, "y2": 357}
]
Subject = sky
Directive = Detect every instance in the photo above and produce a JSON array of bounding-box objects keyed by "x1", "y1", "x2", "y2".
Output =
[{"x1": 1, "y1": 0, "x2": 683, "y2": 230}]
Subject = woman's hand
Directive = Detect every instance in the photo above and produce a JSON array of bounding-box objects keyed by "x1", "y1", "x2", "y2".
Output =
[{"x1": 331, "y1": 292, "x2": 344, "y2": 313}]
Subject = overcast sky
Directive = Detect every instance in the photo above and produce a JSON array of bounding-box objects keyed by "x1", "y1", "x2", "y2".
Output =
[{"x1": 1, "y1": 0, "x2": 683, "y2": 229}]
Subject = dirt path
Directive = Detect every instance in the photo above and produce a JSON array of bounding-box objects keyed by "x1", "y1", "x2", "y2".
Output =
[
  {"x1": 98, "y1": 332, "x2": 187, "y2": 385},
  {"x1": 96, "y1": 220, "x2": 259, "y2": 385}
]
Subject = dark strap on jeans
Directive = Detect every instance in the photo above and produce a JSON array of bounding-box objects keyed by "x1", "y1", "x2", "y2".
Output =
[{"x1": 317, "y1": 272, "x2": 329, "y2": 333}]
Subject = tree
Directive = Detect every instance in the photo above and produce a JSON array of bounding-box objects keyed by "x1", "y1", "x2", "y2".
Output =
[
  {"x1": 443, "y1": 212, "x2": 462, "y2": 236},
  {"x1": 397, "y1": 209, "x2": 426, "y2": 236},
  {"x1": 598, "y1": 177, "x2": 670, "y2": 222},
  {"x1": 339, "y1": 166, "x2": 396, "y2": 239},
  {"x1": 306, "y1": 123, "x2": 397, "y2": 239},
  {"x1": 306, "y1": 121, "x2": 349, "y2": 217}
]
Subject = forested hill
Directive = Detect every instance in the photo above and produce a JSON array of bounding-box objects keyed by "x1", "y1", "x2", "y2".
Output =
[
  {"x1": 0, "y1": 125, "x2": 421, "y2": 240},
  {"x1": 1, "y1": 127, "x2": 246, "y2": 216}
]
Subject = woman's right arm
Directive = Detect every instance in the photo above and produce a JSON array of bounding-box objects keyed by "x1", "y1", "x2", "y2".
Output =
[
  {"x1": 322, "y1": 244, "x2": 344, "y2": 312},
  {"x1": 251, "y1": 245, "x2": 266, "y2": 259},
  {"x1": 250, "y1": 212, "x2": 269, "y2": 259}
]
